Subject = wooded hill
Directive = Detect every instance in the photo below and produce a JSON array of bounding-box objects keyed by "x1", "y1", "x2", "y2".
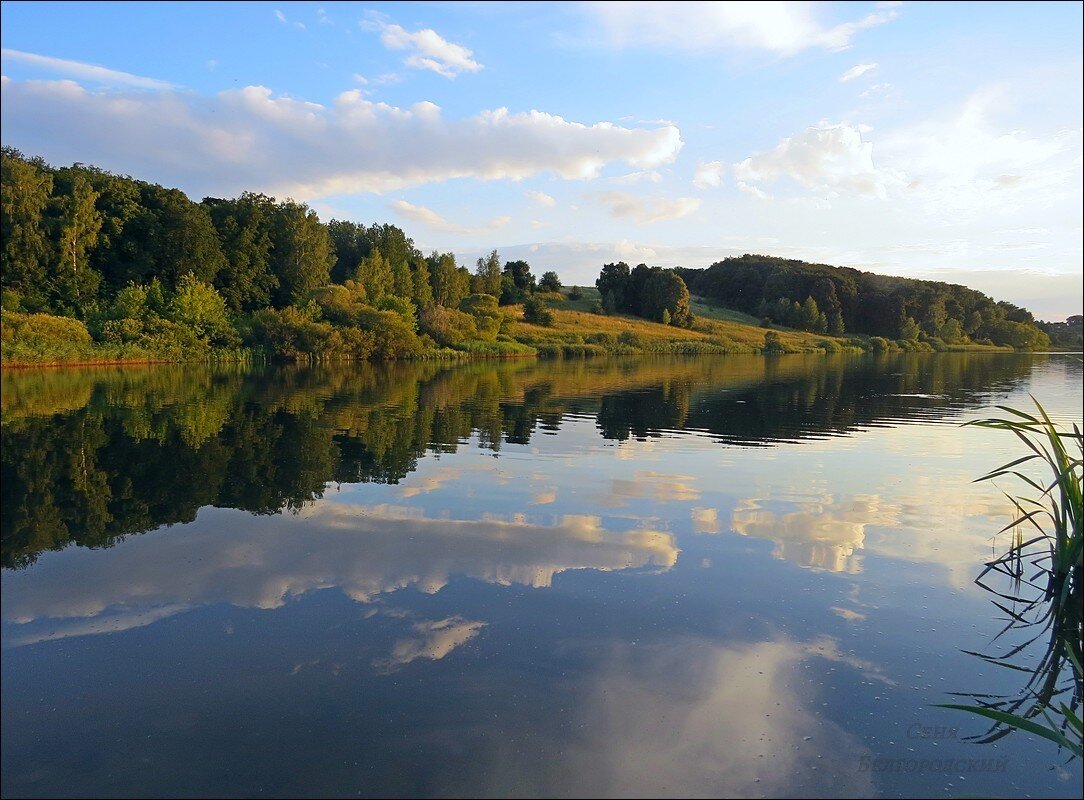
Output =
[{"x1": 676, "y1": 255, "x2": 1050, "y2": 350}]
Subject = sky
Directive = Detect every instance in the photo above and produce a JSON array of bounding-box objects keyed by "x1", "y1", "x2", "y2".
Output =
[{"x1": 1, "y1": 1, "x2": 1081, "y2": 319}]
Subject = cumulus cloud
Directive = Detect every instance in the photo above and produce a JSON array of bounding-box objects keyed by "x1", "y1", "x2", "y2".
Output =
[
  {"x1": 732, "y1": 89, "x2": 1081, "y2": 218},
  {"x1": 588, "y1": 2, "x2": 897, "y2": 55},
  {"x1": 375, "y1": 21, "x2": 483, "y2": 78},
  {"x1": 0, "y1": 48, "x2": 177, "y2": 90},
  {"x1": 526, "y1": 189, "x2": 557, "y2": 207},
  {"x1": 733, "y1": 122, "x2": 901, "y2": 198},
  {"x1": 598, "y1": 191, "x2": 701, "y2": 224},
  {"x1": 839, "y1": 62, "x2": 877, "y2": 82},
  {"x1": 390, "y1": 200, "x2": 510, "y2": 236},
  {"x1": 0, "y1": 77, "x2": 683, "y2": 200},
  {"x1": 692, "y1": 160, "x2": 725, "y2": 189}
]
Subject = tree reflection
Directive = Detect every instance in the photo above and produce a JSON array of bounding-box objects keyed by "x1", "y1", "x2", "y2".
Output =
[{"x1": 2, "y1": 353, "x2": 1039, "y2": 568}]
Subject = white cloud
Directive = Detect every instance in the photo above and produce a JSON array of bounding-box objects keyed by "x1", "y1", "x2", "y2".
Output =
[
  {"x1": 732, "y1": 88, "x2": 1081, "y2": 218},
  {"x1": 390, "y1": 199, "x2": 510, "y2": 236},
  {"x1": 860, "y1": 82, "x2": 891, "y2": 98},
  {"x1": 692, "y1": 160, "x2": 725, "y2": 189},
  {"x1": 877, "y1": 87, "x2": 1082, "y2": 215},
  {"x1": 611, "y1": 169, "x2": 663, "y2": 185},
  {"x1": 376, "y1": 22, "x2": 483, "y2": 78},
  {"x1": 0, "y1": 77, "x2": 684, "y2": 199},
  {"x1": 839, "y1": 62, "x2": 877, "y2": 82},
  {"x1": 526, "y1": 189, "x2": 557, "y2": 207},
  {"x1": 588, "y1": 2, "x2": 898, "y2": 55},
  {"x1": 351, "y1": 72, "x2": 369, "y2": 85},
  {"x1": 0, "y1": 48, "x2": 177, "y2": 90},
  {"x1": 274, "y1": 9, "x2": 306, "y2": 30},
  {"x1": 598, "y1": 191, "x2": 701, "y2": 224},
  {"x1": 736, "y1": 180, "x2": 771, "y2": 200},
  {"x1": 733, "y1": 122, "x2": 901, "y2": 198}
]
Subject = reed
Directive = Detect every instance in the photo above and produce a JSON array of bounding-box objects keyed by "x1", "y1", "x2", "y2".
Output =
[{"x1": 938, "y1": 398, "x2": 1082, "y2": 757}]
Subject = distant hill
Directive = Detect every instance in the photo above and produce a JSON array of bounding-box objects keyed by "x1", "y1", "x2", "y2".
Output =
[{"x1": 676, "y1": 254, "x2": 1051, "y2": 350}]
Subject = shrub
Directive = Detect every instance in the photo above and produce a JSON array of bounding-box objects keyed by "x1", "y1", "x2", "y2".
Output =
[
  {"x1": 420, "y1": 306, "x2": 478, "y2": 346},
  {"x1": 585, "y1": 332, "x2": 618, "y2": 350},
  {"x1": 523, "y1": 296, "x2": 554, "y2": 326},
  {"x1": 763, "y1": 331, "x2": 785, "y2": 354}
]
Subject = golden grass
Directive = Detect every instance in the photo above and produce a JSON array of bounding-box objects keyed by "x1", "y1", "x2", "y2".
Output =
[{"x1": 510, "y1": 300, "x2": 848, "y2": 352}]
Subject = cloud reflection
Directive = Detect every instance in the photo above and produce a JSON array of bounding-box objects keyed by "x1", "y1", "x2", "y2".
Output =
[
  {"x1": 730, "y1": 494, "x2": 900, "y2": 573},
  {"x1": 2, "y1": 501, "x2": 678, "y2": 645}
]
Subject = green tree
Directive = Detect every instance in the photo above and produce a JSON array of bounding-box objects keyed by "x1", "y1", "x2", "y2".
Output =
[
  {"x1": 356, "y1": 249, "x2": 393, "y2": 302},
  {"x1": 410, "y1": 255, "x2": 434, "y2": 310},
  {"x1": 460, "y1": 293, "x2": 501, "y2": 341},
  {"x1": 428, "y1": 252, "x2": 469, "y2": 308},
  {"x1": 539, "y1": 270, "x2": 562, "y2": 293},
  {"x1": 168, "y1": 273, "x2": 234, "y2": 344},
  {"x1": 500, "y1": 260, "x2": 536, "y2": 304},
  {"x1": 899, "y1": 315, "x2": 921, "y2": 341},
  {"x1": 638, "y1": 268, "x2": 694, "y2": 328},
  {"x1": 269, "y1": 200, "x2": 333, "y2": 307},
  {"x1": 326, "y1": 219, "x2": 370, "y2": 284},
  {"x1": 596, "y1": 262, "x2": 630, "y2": 312},
  {"x1": 0, "y1": 148, "x2": 53, "y2": 310},
  {"x1": 475, "y1": 250, "x2": 503, "y2": 296},
  {"x1": 49, "y1": 168, "x2": 103, "y2": 313},
  {"x1": 522, "y1": 296, "x2": 554, "y2": 326},
  {"x1": 203, "y1": 193, "x2": 278, "y2": 311},
  {"x1": 940, "y1": 318, "x2": 965, "y2": 344}
]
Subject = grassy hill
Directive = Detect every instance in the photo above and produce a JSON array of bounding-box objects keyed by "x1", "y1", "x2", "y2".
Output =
[{"x1": 503, "y1": 287, "x2": 1014, "y2": 357}]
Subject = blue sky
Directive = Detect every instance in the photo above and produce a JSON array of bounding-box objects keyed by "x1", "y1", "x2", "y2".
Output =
[{"x1": 2, "y1": 1, "x2": 1081, "y2": 318}]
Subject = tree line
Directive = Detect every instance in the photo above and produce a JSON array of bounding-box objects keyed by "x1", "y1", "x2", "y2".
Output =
[
  {"x1": 676, "y1": 254, "x2": 1052, "y2": 350},
  {"x1": 1, "y1": 149, "x2": 568, "y2": 361}
]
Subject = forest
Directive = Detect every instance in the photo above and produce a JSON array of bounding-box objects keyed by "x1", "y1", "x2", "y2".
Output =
[
  {"x1": 676, "y1": 255, "x2": 1052, "y2": 349},
  {"x1": 1, "y1": 149, "x2": 1058, "y2": 365}
]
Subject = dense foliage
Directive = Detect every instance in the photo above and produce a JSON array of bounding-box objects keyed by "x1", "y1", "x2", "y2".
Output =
[
  {"x1": 2, "y1": 150, "x2": 1065, "y2": 363},
  {"x1": 676, "y1": 254, "x2": 1052, "y2": 349},
  {"x1": 1, "y1": 149, "x2": 557, "y2": 362},
  {"x1": 1038, "y1": 315, "x2": 1083, "y2": 350},
  {"x1": 595, "y1": 262, "x2": 694, "y2": 327}
]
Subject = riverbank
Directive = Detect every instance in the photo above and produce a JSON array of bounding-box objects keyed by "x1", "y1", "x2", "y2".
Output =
[{"x1": 1, "y1": 298, "x2": 1018, "y2": 369}]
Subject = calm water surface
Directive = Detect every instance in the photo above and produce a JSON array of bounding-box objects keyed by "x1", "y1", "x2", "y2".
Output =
[{"x1": 2, "y1": 353, "x2": 1081, "y2": 798}]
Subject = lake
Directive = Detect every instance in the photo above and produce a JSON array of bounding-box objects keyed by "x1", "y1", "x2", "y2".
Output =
[{"x1": 2, "y1": 353, "x2": 1081, "y2": 798}]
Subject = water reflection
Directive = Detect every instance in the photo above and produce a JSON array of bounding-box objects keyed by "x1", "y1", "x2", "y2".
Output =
[
  {"x1": 0, "y1": 353, "x2": 1043, "y2": 569},
  {"x1": 729, "y1": 494, "x2": 895, "y2": 573},
  {"x1": 3, "y1": 353, "x2": 1081, "y2": 798},
  {"x1": 3, "y1": 504, "x2": 677, "y2": 646}
]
